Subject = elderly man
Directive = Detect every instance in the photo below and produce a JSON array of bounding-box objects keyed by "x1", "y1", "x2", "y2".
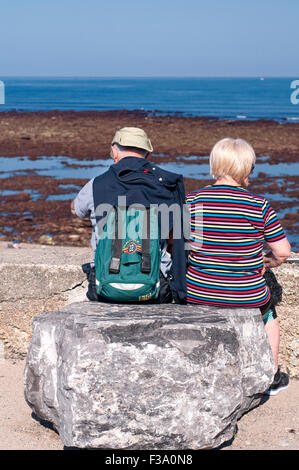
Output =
[{"x1": 71, "y1": 127, "x2": 187, "y2": 303}]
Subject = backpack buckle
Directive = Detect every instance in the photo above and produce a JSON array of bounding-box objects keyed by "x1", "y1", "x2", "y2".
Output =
[
  {"x1": 141, "y1": 254, "x2": 151, "y2": 274},
  {"x1": 109, "y1": 256, "x2": 121, "y2": 274}
]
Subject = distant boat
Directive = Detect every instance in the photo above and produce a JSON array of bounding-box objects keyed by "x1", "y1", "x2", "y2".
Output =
[{"x1": 260, "y1": 77, "x2": 265, "y2": 81}]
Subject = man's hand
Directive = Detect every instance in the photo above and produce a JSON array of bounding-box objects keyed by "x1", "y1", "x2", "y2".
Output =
[{"x1": 71, "y1": 200, "x2": 76, "y2": 216}]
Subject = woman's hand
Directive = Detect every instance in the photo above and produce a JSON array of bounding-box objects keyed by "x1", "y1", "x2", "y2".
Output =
[{"x1": 263, "y1": 238, "x2": 291, "y2": 269}]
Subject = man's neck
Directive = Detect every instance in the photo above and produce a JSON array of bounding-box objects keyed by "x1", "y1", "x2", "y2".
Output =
[{"x1": 114, "y1": 154, "x2": 145, "y2": 163}]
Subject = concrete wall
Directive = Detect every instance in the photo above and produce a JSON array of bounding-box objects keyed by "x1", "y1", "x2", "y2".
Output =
[{"x1": 0, "y1": 242, "x2": 92, "y2": 359}]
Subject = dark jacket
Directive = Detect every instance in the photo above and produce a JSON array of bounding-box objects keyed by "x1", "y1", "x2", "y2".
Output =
[{"x1": 93, "y1": 156, "x2": 188, "y2": 302}]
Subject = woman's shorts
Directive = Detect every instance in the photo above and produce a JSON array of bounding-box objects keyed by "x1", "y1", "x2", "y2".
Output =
[
  {"x1": 262, "y1": 307, "x2": 277, "y2": 324},
  {"x1": 260, "y1": 297, "x2": 278, "y2": 324}
]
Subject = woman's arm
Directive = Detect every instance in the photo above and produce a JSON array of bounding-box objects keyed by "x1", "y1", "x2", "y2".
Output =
[{"x1": 263, "y1": 238, "x2": 291, "y2": 269}]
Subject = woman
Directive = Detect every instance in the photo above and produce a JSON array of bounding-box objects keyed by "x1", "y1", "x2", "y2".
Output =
[{"x1": 186, "y1": 137, "x2": 291, "y2": 395}]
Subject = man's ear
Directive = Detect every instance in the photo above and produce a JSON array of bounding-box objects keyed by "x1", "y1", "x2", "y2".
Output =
[{"x1": 111, "y1": 145, "x2": 118, "y2": 162}]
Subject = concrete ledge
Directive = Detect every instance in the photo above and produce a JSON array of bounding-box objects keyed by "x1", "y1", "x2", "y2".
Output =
[
  {"x1": 0, "y1": 263, "x2": 87, "y2": 302},
  {"x1": 0, "y1": 242, "x2": 92, "y2": 358}
]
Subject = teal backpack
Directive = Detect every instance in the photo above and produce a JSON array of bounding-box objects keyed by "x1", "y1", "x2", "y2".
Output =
[{"x1": 94, "y1": 206, "x2": 161, "y2": 302}]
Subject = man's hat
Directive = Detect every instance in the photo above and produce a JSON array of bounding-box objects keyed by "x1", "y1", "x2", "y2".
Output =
[{"x1": 111, "y1": 127, "x2": 153, "y2": 153}]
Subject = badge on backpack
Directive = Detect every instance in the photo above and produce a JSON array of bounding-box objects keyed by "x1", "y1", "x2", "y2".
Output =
[{"x1": 122, "y1": 240, "x2": 142, "y2": 254}]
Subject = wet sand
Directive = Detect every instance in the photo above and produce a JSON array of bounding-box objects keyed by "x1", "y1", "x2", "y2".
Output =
[{"x1": 0, "y1": 110, "x2": 298, "y2": 249}]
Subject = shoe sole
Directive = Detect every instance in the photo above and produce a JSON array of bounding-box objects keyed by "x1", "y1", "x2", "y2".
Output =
[{"x1": 263, "y1": 383, "x2": 289, "y2": 396}]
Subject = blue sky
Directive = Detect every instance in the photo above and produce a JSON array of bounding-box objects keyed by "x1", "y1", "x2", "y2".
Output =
[{"x1": 1, "y1": 0, "x2": 298, "y2": 77}]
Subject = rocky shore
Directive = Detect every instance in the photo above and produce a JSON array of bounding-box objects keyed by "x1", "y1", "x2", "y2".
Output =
[
  {"x1": 1, "y1": 109, "x2": 299, "y2": 160},
  {"x1": 0, "y1": 110, "x2": 298, "y2": 249}
]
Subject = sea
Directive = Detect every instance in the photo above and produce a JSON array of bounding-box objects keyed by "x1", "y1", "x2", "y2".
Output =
[{"x1": 0, "y1": 77, "x2": 299, "y2": 120}]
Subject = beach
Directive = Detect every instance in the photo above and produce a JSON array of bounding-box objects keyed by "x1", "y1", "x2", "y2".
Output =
[
  {"x1": 1, "y1": 359, "x2": 298, "y2": 450},
  {"x1": 0, "y1": 110, "x2": 298, "y2": 250}
]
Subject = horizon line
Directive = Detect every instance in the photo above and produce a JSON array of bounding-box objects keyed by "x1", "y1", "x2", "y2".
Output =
[{"x1": 0, "y1": 75, "x2": 298, "y2": 79}]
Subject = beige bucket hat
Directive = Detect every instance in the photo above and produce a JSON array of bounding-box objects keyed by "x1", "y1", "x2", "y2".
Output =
[{"x1": 111, "y1": 127, "x2": 153, "y2": 153}]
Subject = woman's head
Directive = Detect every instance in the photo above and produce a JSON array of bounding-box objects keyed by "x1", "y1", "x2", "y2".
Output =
[{"x1": 210, "y1": 137, "x2": 256, "y2": 186}]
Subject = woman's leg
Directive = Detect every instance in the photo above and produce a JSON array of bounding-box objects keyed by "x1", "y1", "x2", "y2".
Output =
[
  {"x1": 264, "y1": 316, "x2": 280, "y2": 371},
  {"x1": 261, "y1": 301, "x2": 289, "y2": 395},
  {"x1": 263, "y1": 313, "x2": 289, "y2": 395},
  {"x1": 260, "y1": 297, "x2": 279, "y2": 371}
]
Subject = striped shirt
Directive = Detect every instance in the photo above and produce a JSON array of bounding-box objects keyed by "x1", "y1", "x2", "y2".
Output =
[{"x1": 186, "y1": 184, "x2": 286, "y2": 307}]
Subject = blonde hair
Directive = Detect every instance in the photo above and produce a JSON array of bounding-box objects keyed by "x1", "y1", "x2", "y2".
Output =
[{"x1": 210, "y1": 137, "x2": 256, "y2": 185}]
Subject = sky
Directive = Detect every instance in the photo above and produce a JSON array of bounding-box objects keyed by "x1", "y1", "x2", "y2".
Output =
[{"x1": 1, "y1": 0, "x2": 298, "y2": 77}]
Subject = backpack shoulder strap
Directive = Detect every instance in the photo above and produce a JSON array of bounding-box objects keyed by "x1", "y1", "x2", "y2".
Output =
[
  {"x1": 109, "y1": 208, "x2": 123, "y2": 274},
  {"x1": 141, "y1": 208, "x2": 151, "y2": 274}
]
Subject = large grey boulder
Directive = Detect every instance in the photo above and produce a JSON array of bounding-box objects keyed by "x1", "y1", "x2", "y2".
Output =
[{"x1": 24, "y1": 302, "x2": 275, "y2": 449}]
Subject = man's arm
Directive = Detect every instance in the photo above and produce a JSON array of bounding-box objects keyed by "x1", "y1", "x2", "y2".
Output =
[{"x1": 71, "y1": 179, "x2": 94, "y2": 218}]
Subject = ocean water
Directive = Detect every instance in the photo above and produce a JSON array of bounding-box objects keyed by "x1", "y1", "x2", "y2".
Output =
[
  {"x1": 1, "y1": 77, "x2": 299, "y2": 120},
  {"x1": 1, "y1": 155, "x2": 299, "y2": 180}
]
